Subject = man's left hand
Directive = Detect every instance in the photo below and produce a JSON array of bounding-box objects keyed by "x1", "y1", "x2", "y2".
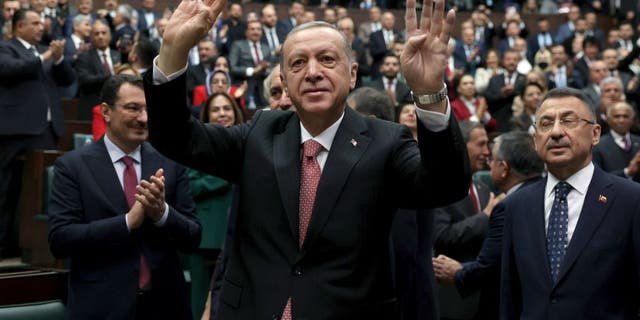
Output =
[
  {"x1": 433, "y1": 254, "x2": 462, "y2": 284},
  {"x1": 136, "y1": 168, "x2": 166, "y2": 222}
]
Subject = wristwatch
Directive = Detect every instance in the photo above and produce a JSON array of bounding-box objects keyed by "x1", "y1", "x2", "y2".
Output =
[{"x1": 411, "y1": 83, "x2": 448, "y2": 105}]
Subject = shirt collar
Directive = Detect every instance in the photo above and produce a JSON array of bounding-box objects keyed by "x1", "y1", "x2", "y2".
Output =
[
  {"x1": 104, "y1": 134, "x2": 142, "y2": 164},
  {"x1": 16, "y1": 37, "x2": 33, "y2": 50},
  {"x1": 609, "y1": 129, "x2": 628, "y2": 142},
  {"x1": 546, "y1": 162, "x2": 594, "y2": 198},
  {"x1": 300, "y1": 111, "x2": 345, "y2": 152}
]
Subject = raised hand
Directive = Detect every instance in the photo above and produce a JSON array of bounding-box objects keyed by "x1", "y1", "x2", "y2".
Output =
[
  {"x1": 136, "y1": 169, "x2": 167, "y2": 222},
  {"x1": 402, "y1": 0, "x2": 455, "y2": 97},
  {"x1": 158, "y1": 0, "x2": 227, "y2": 74}
]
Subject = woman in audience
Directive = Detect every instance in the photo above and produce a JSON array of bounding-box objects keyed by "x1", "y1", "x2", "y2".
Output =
[
  {"x1": 192, "y1": 69, "x2": 247, "y2": 110},
  {"x1": 188, "y1": 91, "x2": 243, "y2": 318},
  {"x1": 451, "y1": 74, "x2": 497, "y2": 134},
  {"x1": 512, "y1": 69, "x2": 551, "y2": 117},
  {"x1": 474, "y1": 49, "x2": 505, "y2": 95},
  {"x1": 510, "y1": 81, "x2": 545, "y2": 133},
  {"x1": 397, "y1": 103, "x2": 418, "y2": 140}
]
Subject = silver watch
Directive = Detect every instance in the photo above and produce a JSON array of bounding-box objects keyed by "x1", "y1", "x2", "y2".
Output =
[{"x1": 411, "y1": 83, "x2": 448, "y2": 105}]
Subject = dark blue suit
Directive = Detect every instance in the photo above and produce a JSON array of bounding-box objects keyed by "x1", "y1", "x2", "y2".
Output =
[
  {"x1": 48, "y1": 139, "x2": 201, "y2": 319},
  {"x1": 501, "y1": 167, "x2": 640, "y2": 319}
]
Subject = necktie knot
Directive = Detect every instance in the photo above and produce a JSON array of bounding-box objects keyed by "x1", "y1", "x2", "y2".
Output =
[
  {"x1": 121, "y1": 155, "x2": 134, "y2": 167},
  {"x1": 303, "y1": 140, "x2": 323, "y2": 159},
  {"x1": 554, "y1": 181, "x2": 572, "y2": 201}
]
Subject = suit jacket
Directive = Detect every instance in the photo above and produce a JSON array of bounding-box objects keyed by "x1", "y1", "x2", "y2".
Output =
[
  {"x1": 545, "y1": 67, "x2": 585, "y2": 90},
  {"x1": 75, "y1": 48, "x2": 122, "y2": 120},
  {"x1": 261, "y1": 24, "x2": 288, "y2": 51},
  {"x1": 526, "y1": 32, "x2": 555, "y2": 63},
  {"x1": 592, "y1": 133, "x2": 640, "y2": 181},
  {"x1": 454, "y1": 178, "x2": 540, "y2": 320},
  {"x1": 366, "y1": 77, "x2": 411, "y2": 106},
  {"x1": 574, "y1": 56, "x2": 592, "y2": 88},
  {"x1": 369, "y1": 29, "x2": 398, "y2": 80},
  {"x1": 0, "y1": 38, "x2": 75, "y2": 137},
  {"x1": 137, "y1": 9, "x2": 162, "y2": 31},
  {"x1": 485, "y1": 72, "x2": 526, "y2": 133},
  {"x1": 143, "y1": 73, "x2": 470, "y2": 319},
  {"x1": 554, "y1": 22, "x2": 574, "y2": 44},
  {"x1": 453, "y1": 41, "x2": 485, "y2": 76},
  {"x1": 228, "y1": 39, "x2": 272, "y2": 106},
  {"x1": 432, "y1": 179, "x2": 491, "y2": 319},
  {"x1": 501, "y1": 167, "x2": 640, "y2": 319},
  {"x1": 47, "y1": 139, "x2": 201, "y2": 319}
]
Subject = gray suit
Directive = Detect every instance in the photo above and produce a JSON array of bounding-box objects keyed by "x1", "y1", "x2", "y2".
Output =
[{"x1": 228, "y1": 39, "x2": 272, "y2": 106}]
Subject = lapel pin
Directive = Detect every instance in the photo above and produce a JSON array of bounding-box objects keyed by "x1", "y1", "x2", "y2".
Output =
[
  {"x1": 350, "y1": 138, "x2": 357, "y2": 147},
  {"x1": 598, "y1": 195, "x2": 607, "y2": 204}
]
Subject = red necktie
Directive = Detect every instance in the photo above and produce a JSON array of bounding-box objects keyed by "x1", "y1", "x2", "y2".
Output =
[
  {"x1": 468, "y1": 182, "x2": 480, "y2": 213},
  {"x1": 281, "y1": 140, "x2": 323, "y2": 320},
  {"x1": 253, "y1": 42, "x2": 262, "y2": 66},
  {"x1": 102, "y1": 52, "x2": 111, "y2": 75},
  {"x1": 121, "y1": 156, "x2": 151, "y2": 290}
]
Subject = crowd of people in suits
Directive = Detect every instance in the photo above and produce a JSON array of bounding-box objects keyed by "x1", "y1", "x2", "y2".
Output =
[{"x1": 2, "y1": 0, "x2": 640, "y2": 319}]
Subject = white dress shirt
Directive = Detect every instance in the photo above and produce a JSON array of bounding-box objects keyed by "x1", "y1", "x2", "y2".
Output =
[{"x1": 544, "y1": 163, "x2": 595, "y2": 243}]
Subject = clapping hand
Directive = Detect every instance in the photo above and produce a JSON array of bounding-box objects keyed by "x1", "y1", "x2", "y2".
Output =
[{"x1": 136, "y1": 169, "x2": 167, "y2": 222}]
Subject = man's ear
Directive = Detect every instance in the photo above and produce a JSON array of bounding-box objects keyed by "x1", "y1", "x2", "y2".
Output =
[{"x1": 100, "y1": 103, "x2": 111, "y2": 123}]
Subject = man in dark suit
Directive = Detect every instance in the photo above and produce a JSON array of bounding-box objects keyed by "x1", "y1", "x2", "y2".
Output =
[
  {"x1": 229, "y1": 19, "x2": 271, "y2": 107},
  {"x1": 546, "y1": 44, "x2": 584, "y2": 89},
  {"x1": 581, "y1": 60, "x2": 608, "y2": 113},
  {"x1": 145, "y1": 0, "x2": 470, "y2": 318},
  {"x1": 48, "y1": 75, "x2": 201, "y2": 319},
  {"x1": 433, "y1": 131, "x2": 544, "y2": 320},
  {"x1": 136, "y1": 0, "x2": 162, "y2": 34},
  {"x1": 574, "y1": 36, "x2": 602, "y2": 87},
  {"x1": 485, "y1": 49, "x2": 526, "y2": 132},
  {"x1": 0, "y1": 8, "x2": 74, "y2": 259},
  {"x1": 453, "y1": 27, "x2": 485, "y2": 77},
  {"x1": 260, "y1": 4, "x2": 288, "y2": 60},
  {"x1": 76, "y1": 19, "x2": 122, "y2": 120},
  {"x1": 369, "y1": 11, "x2": 400, "y2": 80},
  {"x1": 337, "y1": 16, "x2": 369, "y2": 89},
  {"x1": 432, "y1": 121, "x2": 498, "y2": 320},
  {"x1": 501, "y1": 88, "x2": 640, "y2": 319},
  {"x1": 526, "y1": 17, "x2": 554, "y2": 64},
  {"x1": 593, "y1": 101, "x2": 640, "y2": 181},
  {"x1": 366, "y1": 54, "x2": 411, "y2": 107},
  {"x1": 554, "y1": 4, "x2": 580, "y2": 44},
  {"x1": 186, "y1": 38, "x2": 217, "y2": 105}
]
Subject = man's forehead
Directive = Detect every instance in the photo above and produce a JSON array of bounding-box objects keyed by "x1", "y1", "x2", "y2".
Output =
[{"x1": 539, "y1": 97, "x2": 589, "y2": 115}]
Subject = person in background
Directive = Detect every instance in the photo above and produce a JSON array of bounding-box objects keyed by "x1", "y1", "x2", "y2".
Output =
[
  {"x1": 262, "y1": 63, "x2": 293, "y2": 111},
  {"x1": 92, "y1": 64, "x2": 139, "y2": 140},
  {"x1": 510, "y1": 81, "x2": 545, "y2": 133},
  {"x1": 474, "y1": 49, "x2": 504, "y2": 95},
  {"x1": 192, "y1": 69, "x2": 247, "y2": 110},
  {"x1": 451, "y1": 74, "x2": 496, "y2": 133},
  {"x1": 188, "y1": 91, "x2": 242, "y2": 318}
]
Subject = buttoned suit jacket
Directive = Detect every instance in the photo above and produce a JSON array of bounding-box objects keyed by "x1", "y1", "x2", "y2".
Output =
[
  {"x1": 485, "y1": 72, "x2": 526, "y2": 133},
  {"x1": 501, "y1": 167, "x2": 640, "y2": 319},
  {"x1": 143, "y1": 72, "x2": 470, "y2": 319},
  {"x1": 48, "y1": 139, "x2": 201, "y2": 319},
  {"x1": 432, "y1": 179, "x2": 491, "y2": 319},
  {"x1": 592, "y1": 133, "x2": 640, "y2": 181},
  {"x1": 0, "y1": 38, "x2": 75, "y2": 137},
  {"x1": 75, "y1": 48, "x2": 122, "y2": 119},
  {"x1": 228, "y1": 39, "x2": 272, "y2": 105},
  {"x1": 453, "y1": 41, "x2": 486, "y2": 76}
]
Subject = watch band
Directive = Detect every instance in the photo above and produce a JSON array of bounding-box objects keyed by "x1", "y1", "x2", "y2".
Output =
[{"x1": 411, "y1": 83, "x2": 448, "y2": 105}]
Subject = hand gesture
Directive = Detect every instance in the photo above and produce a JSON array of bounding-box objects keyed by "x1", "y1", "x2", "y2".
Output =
[
  {"x1": 136, "y1": 169, "x2": 167, "y2": 222},
  {"x1": 401, "y1": 0, "x2": 455, "y2": 96},
  {"x1": 433, "y1": 254, "x2": 462, "y2": 284},
  {"x1": 158, "y1": 0, "x2": 228, "y2": 75},
  {"x1": 235, "y1": 80, "x2": 248, "y2": 98},
  {"x1": 483, "y1": 192, "x2": 506, "y2": 217}
]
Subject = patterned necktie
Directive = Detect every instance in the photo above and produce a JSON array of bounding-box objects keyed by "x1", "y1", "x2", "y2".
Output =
[
  {"x1": 121, "y1": 156, "x2": 151, "y2": 289},
  {"x1": 281, "y1": 140, "x2": 323, "y2": 320},
  {"x1": 253, "y1": 42, "x2": 262, "y2": 66},
  {"x1": 547, "y1": 181, "x2": 572, "y2": 282}
]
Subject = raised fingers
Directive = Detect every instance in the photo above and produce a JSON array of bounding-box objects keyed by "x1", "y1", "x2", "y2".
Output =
[
  {"x1": 430, "y1": 0, "x2": 445, "y2": 40},
  {"x1": 405, "y1": 0, "x2": 418, "y2": 34},
  {"x1": 420, "y1": 0, "x2": 433, "y2": 33}
]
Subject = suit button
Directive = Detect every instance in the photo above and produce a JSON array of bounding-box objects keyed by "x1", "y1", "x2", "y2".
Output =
[{"x1": 292, "y1": 266, "x2": 303, "y2": 277}]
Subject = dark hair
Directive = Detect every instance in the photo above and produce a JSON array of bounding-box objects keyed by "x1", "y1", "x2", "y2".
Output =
[
  {"x1": 100, "y1": 74, "x2": 144, "y2": 107},
  {"x1": 582, "y1": 35, "x2": 600, "y2": 51},
  {"x1": 536, "y1": 87, "x2": 595, "y2": 119},
  {"x1": 12, "y1": 8, "x2": 32, "y2": 31},
  {"x1": 201, "y1": 92, "x2": 244, "y2": 125},
  {"x1": 493, "y1": 131, "x2": 544, "y2": 177},
  {"x1": 348, "y1": 87, "x2": 394, "y2": 121},
  {"x1": 134, "y1": 38, "x2": 157, "y2": 68},
  {"x1": 520, "y1": 81, "x2": 545, "y2": 100}
]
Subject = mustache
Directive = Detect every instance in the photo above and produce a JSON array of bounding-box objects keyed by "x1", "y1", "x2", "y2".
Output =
[{"x1": 546, "y1": 139, "x2": 570, "y2": 149}]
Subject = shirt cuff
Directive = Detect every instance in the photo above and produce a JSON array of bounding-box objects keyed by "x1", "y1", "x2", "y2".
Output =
[
  {"x1": 152, "y1": 56, "x2": 188, "y2": 85},
  {"x1": 246, "y1": 67, "x2": 254, "y2": 77},
  {"x1": 125, "y1": 213, "x2": 131, "y2": 232},
  {"x1": 153, "y1": 202, "x2": 170, "y2": 227},
  {"x1": 414, "y1": 98, "x2": 451, "y2": 132}
]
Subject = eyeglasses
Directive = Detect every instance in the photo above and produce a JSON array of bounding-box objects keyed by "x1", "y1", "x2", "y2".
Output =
[{"x1": 534, "y1": 116, "x2": 595, "y2": 133}]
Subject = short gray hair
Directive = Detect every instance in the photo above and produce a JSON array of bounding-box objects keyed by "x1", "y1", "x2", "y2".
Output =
[
  {"x1": 263, "y1": 64, "x2": 280, "y2": 102},
  {"x1": 280, "y1": 20, "x2": 354, "y2": 67},
  {"x1": 73, "y1": 13, "x2": 91, "y2": 26}
]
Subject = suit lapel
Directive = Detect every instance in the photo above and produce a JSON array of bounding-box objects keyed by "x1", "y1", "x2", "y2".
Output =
[
  {"x1": 273, "y1": 114, "x2": 302, "y2": 242},
  {"x1": 298, "y1": 108, "x2": 371, "y2": 256},
  {"x1": 555, "y1": 168, "x2": 613, "y2": 285},
  {"x1": 82, "y1": 139, "x2": 129, "y2": 214}
]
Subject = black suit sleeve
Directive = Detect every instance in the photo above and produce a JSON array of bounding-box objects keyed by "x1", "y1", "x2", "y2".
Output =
[
  {"x1": 0, "y1": 42, "x2": 45, "y2": 84},
  {"x1": 75, "y1": 51, "x2": 109, "y2": 93}
]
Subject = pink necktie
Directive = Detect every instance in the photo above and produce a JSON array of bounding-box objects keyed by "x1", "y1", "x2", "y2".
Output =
[
  {"x1": 121, "y1": 156, "x2": 151, "y2": 290},
  {"x1": 102, "y1": 52, "x2": 111, "y2": 75},
  {"x1": 281, "y1": 140, "x2": 323, "y2": 320}
]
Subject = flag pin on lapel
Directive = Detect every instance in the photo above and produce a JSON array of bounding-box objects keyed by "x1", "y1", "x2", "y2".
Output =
[
  {"x1": 598, "y1": 195, "x2": 607, "y2": 204},
  {"x1": 350, "y1": 139, "x2": 357, "y2": 147}
]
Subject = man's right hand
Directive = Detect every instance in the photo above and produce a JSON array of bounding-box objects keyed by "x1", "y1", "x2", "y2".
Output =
[
  {"x1": 158, "y1": 0, "x2": 228, "y2": 75},
  {"x1": 127, "y1": 201, "x2": 146, "y2": 230}
]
